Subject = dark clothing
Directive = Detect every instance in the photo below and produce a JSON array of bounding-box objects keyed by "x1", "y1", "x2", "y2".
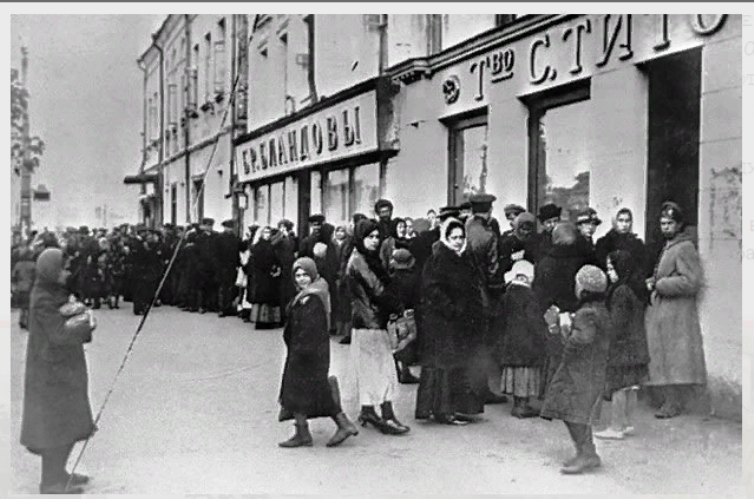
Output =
[
  {"x1": 215, "y1": 231, "x2": 241, "y2": 314},
  {"x1": 346, "y1": 248, "x2": 402, "y2": 330},
  {"x1": 498, "y1": 233, "x2": 538, "y2": 276},
  {"x1": 250, "y1": 240, "x2": 281, "y2": 306},
  {"x1": 279, "y1": 294, "x2": 340, "y2": 420},
  {"x1": 595, "y1": 229, "x2": 649, "y2": 301},
  {"x1": 415, "y1": 243, "x2": 485, "y2": 418},
  {"x1": 540, "y1": 300, "x2": 612, "y2": 425},
  {"x1": 606, "y1": 284, "x2": 650, "y2": 370},
  {"x1": 410, "y1": 228, "x2": 440, "y2": 276},
  {"x1": 499, "y1": 283, "x2": 547, "y2": 367},
  {"x1": 273, "y1": 234, "x2": 298, "y2": 319},
  {"x1": 21, "y1": 282, "x2": 95, "y2": 454},
  {"x1": 387, "y1": 267, "x2": 421, "y2": 365}
]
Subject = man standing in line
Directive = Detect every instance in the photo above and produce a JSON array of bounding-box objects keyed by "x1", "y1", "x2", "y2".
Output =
[
  {"x1": 374, "y1": 199, "x2": 394, "y2": 241},
  {"x1": 464, "y1": 193, "x2": 508, "y2": 405},
  {"x1": 215, "y1": 220, "x2": 241, "y2": 317}
]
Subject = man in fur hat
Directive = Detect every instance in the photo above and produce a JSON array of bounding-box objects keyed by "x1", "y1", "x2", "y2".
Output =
[
  {"x1": 374, "y1": 199, "x2": 394, "y2": 241},
  {"x1": 533, "y1": 203, "x2": 563, "y2": 263}
]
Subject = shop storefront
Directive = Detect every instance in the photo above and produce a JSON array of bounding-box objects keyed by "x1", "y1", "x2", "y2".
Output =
[
  {"x1": 389, "y1": 14, "x2": 742, "y2": 419},
  {"x1": 234, "y1": 77, "x2": 398, "y2": 236}
]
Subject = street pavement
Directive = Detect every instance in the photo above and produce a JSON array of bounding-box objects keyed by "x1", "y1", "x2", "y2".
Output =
[{"x1": 9, "y1": 305, "x2": 744, "y2": 495}]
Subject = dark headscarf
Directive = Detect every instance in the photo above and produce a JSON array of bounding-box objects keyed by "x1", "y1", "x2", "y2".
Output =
[
  {"x1": 292, "y1": 256, "x2": 331, "y2": 328},
  {"x1": 354, "y1": 219, "x2": 391, "y2": 286},
  {"x1": 606, "y1": 249, "x2": 645, "y2": 309},
  {"x1": 389, "y1": 218, "x2": 406, "y2": 240}
]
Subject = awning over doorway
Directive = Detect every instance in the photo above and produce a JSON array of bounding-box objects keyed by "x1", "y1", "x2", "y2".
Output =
[{"x1": 123, "y1": 172, "x2": 158, "y2": 185}]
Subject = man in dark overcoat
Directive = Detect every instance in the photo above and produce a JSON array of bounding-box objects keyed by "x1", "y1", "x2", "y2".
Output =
[
  {"x1": 374, "y1": 199, "x2": 394, "y2": 241},
  {"x1": 195, "y1": 218, "x2": 218, "y2": 313},
  {"x1": 215, "y1": 220, "x2": 241, "y2": 317}
]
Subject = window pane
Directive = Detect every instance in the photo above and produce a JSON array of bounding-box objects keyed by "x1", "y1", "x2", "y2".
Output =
[
  {"x1": 270, "y1": 181, "x2": 284, "y2": 226},
  {"x1": 284, "y1": 176, "x2": 299, "y2": 229},
  {"x1": 255, "y1": 185, "x2": 269, "y2": 226},
  {"x1": 353, "y1": 162, "x2": 380, "y2": 218},
  {"x1": 460, "y1": 125, "x2": 489, "y2": 202},
  {"x1": 325, "y1": 169, "x2": 349, "y2": 226},
  {"x1": 310, "y1": 171, "x2": 322, "y2": 216},
  {"x1": 537, "y1": 99, "x2": 592, "y2": 224}
]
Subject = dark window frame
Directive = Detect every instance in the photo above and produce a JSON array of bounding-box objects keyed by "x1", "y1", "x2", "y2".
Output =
[
  {"x1": 522, "y1": 79, "x2": 591, "y2": 215},
  {"x1": 445, "y1": 111, "x2": 489, "y2": 206}
]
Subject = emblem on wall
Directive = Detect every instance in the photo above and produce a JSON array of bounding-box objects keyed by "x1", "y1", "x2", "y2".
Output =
[{"x1": 443, "y1": 75, "x2": 460, "y2": 105}]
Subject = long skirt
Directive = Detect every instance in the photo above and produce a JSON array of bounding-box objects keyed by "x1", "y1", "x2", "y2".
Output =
[
  {"x1": 250, "y1": 303, "x2": 281, "y2": 328},
  {"x1": 501, "y1": 366, "x2": 542, "y2": 399},
  {"x1": 415, "y1": 366, "x2": 484, "y2": 420},
  {"x1": 351, "y1": 328, "x2": 397, "y2": 407}
]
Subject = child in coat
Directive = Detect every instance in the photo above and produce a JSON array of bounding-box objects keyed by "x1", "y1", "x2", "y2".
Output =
[
  {"x1": 387, "y1": 248, "x2": 421, "y2": 384},
  {"x1": 500, "y1": 260, "x2": 547, "y2": 418},
  {"x1": 540, "y1": 265, "x2": 613, "y2": 475}
]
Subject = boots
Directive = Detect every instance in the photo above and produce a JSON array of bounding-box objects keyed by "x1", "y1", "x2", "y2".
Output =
[
  {"x1": 278, "y1": 423, "x2": 313, "y2": 448},
  {"x1": 379, "y1": 402, "x2": 410, "y2": 435},
  {"x1": 511, "y1": 397, "x2": 539, "y2": 419},
  {"x1": 561, "y1": 425, "x2": 601, "y2": 474},
  {"x1": 396, "y1": 360, "x2": 419, "y2": 384},
  {"x1": 327, "y1": 412, "x2": 359, "y2": 447}
]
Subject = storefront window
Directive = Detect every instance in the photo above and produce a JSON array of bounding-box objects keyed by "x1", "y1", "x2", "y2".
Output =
[
  {"x1": 325, "y1": 169, "x2": 349, "y2": 226},
  {"x1": 449, "y1": 115, "x2": 488, "y2": 205},
  {"x1": 528, "y1": 84, "x2": 591, "y2": 223},
  {"x1": 284, "y1": 176, "x2": 299, "y2": 228},
  {"x1": 310, "y1": 171, "x2": 322, "y2": 216},
  {"x1": 255, "y1": 185, "x2": 270, "y2": 226},
  {"x1": 269, "y1": 181, "x2": 285, "y2": 226},
  {"x1": 353, "y1": 162, "x2": 380, "y2": 218}
]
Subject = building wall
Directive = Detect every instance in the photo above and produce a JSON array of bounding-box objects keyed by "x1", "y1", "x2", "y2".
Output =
[
  {"x1": 143, "y1": 47, "x2": 161, "y2": 172},
  {"x1": 390, "y1": 14, "x2": 742, "y2": 418},
  {"x1": 697, "y1": 28, "x2": 743, "y2": 420}
]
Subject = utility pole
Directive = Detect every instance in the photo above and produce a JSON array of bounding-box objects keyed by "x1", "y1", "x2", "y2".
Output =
[{"x1": 19, "y1": 46, "x2": 33, "y2": 239}]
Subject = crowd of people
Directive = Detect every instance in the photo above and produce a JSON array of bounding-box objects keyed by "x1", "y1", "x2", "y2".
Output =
[{"x1": 16, "y1": 194, "x2": 709, "y2": 492}]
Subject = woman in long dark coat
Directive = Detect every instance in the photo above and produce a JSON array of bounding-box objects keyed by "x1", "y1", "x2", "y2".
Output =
[
  {"x1": 415, "y1": 218, "x2": 486, "y2": 425},
  {"x1": 20, "y1": 248, "x2": 96, "y2": 494},
  {"x1": 249, "y1": 226, "x2": 282, "y2": 329},
  {"x1": 273, "y1": 221, "x2": 298, "y2": 323},
  {"x1": 532, "y1": 222, "x2": 593, "y2": 394},
  {"x1": 278, "y1": 257, "x2": 358, "y2": 448}
]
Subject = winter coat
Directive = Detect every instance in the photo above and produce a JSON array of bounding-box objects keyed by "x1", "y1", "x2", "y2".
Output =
[
  {"x1": 532, "y1": 243, "x2": 592, "y2": 316},
  {"x1": 595, "y1": 229, "x2": 648, "y2": 275},
  {"x1": 273, "y1": 234, "x2": 298, "y2": 312},
  {"x1": 21, "y1": 273, "x2": 95, "y2": 454},
  {"x1": 498, "y1": 232, "x2": 538, "y2": 276},
  {"x1": 465, "y1": 215, "x2": 502, "y2": 298},
  {"x1": 214, "y1": 231, "x2": 241, "y2": 280},
  {"x1": 346, "y1": 248, "x2": 402, "y2": 330},
  {"x1": 410, "y1": 227, "x2": 440, "y2": 277},
  {"x1": 379, "y1": 236, "x2": 411, "y2": 270},
  {"x1": 606, "y1": 284, "x2": 650, "y2": 368},
  {"x1": 644, "y1": 233, "x2": 707, "y2": 386},
  {"x1": 499, "y1": 283, "x2": 547, "y2": 367},
  {"x1": 420, "y1": 243, "x2": 485, "y2": 368},
  {"x1": 278, "y1": 292, "x2": 339, "y2": 420},
  {"x1": 540, "y1": 300, "x2": 612, "y2": 425},
  {"x1": 387, "y1": 268, "x2": 420, "y2": 310},
  {"x1": 13, "y1": 260, "x2": 36, "y2": 293},
  {"x1": 250, "y1": 240, "x2": 281, "y2": 306}
]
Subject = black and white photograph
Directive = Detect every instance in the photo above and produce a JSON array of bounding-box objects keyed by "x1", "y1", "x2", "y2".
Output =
[{"x1": 7, "y1": 9, "x2": 747, "y2": 495}]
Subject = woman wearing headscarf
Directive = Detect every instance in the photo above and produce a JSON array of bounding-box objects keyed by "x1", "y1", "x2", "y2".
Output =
[
  {"x1": 239, "y1": 225, "x2": 259, "y2": 322},
  {"x1": 415, "y1": 218, "x2": 486, "y2": 425},
  {"x1": 379, "y1": 217, "x2": 410, "y2": 270},
  {"x1": 249, "y1": 226, "x2": 283, "y2": 329},
  {"x1": 278, "y1": 257, "x2": 359, "y2": 448},
  {"x1": 20, "y1": 248, "x2": 96, "y2": 494},
  {"x1": 595, "y1": 208, "x2": 648, "y2": 300},
  {"x1": 347, "y1": 219, "x2": 409, "y2": 435},
  {"x1": 532, "y1": 222, "x2": 594, "y2": 395},
  {"x1": 273, "y1": 220, "x2": 298, "y2": 323},
  {"x1": 644, "y1": 202, "x2": 706, "y2": 419}
]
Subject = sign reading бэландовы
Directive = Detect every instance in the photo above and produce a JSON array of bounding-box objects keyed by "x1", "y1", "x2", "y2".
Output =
[{"x1": 235, "y1": 90, "x2": 378, "y2": 183}]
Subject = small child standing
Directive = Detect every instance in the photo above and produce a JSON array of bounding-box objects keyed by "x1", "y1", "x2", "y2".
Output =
[
  {"x1": 540, "y1": 265, "x2": 613, "y2": 475},
  {"x1": 387, "y1": 249, "x2": 421, "y2": 384},
  {"x1": 500, "y1": 260, "x2": 547, "y2": 419},
  {"x1": 595, "y1": 250, "x2": 650, "y2": 440}
]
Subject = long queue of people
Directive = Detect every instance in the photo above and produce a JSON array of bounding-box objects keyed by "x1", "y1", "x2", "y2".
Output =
[
  {"x1": 271, "y1": 196, "x2": 707, "y2": 477},
  {"x1": 15, "y1": 194, "x2": 707, "y2": 493}
]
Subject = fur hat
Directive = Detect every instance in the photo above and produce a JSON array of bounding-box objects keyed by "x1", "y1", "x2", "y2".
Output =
[
  {"x1": 575, "y1": 207, "x2": 602, "y2": 226},
  {"x1": 537, "y1": 203, "x2": 562, "y2": 223},
  {"x1": 504, "y1": 204, "x2": 526, "y2": 218},
  {"x1": 575, "y1": 265, "x2": 608, "y2": 294}
]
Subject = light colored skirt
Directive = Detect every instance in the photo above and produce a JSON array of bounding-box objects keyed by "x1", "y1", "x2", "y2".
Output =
[
  {"x1": 351, "y1": 328, "x2": 398, "y2": 407},
  {"x1": 501, "y1": 367, "x2": 542, "y2": 398}
]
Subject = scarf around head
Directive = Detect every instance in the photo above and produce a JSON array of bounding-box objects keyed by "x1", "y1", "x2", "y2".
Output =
[
  {"x1": 291, "y1": 257, "x2": 331, "y2": 329},
  {"x1": 35, "y1": 248, "x2": 65, "y2": 286},
  {"x1": 354, "y1": 219, "x2": 391, "y2": 286},
  {"x1": 440, "y1": 217, "x2": 467, "y2": 256}
]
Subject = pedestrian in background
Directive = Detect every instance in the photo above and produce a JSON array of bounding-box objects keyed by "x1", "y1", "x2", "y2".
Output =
[
  {"x1": 347, "y1": 219, "x2": 409, "y2": 435},
  {"x1": 278, "y1": 257, "x2": 359, "y2": 448},
  {"x1": 249, "y1": 226, "x2": 283, "y2": 329},
  {"x1": 12, "y1": 248, "x2": 36, "y2": 329},
  {"x1": 20, "y1": 248, "x2": 96, "y2": 494},
  {"x1": 386, "y1": 248, "x2": 421, "y2": 384},
  {"x1": 540, "y1": 265, "x2": 612, "y2": 475}
]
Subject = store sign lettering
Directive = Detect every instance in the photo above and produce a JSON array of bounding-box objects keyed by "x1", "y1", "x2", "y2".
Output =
[
  {"x1": 241, "y1": 107, "x2": 362, "y2": 176},
  {"x1": 463, "y1": 14, "x2": 728, "y2": 103}
]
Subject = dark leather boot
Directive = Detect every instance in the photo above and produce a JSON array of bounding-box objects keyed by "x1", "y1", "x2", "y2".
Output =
[
  {"x1": 380, "y1": 402, "x2": 410, "y2": 435},
  {"x1": 278, "y1": 423, "x2": 313, "y2": 448},
  {"x1": 327, "y1": 412, "x2": 359, "y2": 447}
]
